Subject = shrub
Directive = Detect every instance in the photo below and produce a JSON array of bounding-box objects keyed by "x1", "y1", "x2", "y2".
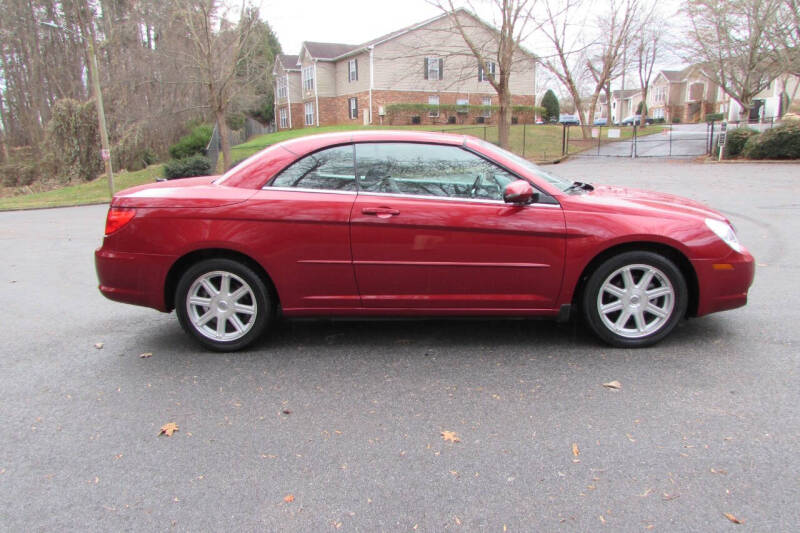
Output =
[
  {"x1": 742, "y1": 122, "x2": 800, "y2": 159},
  {"x1": 168, "y1": 124, "x2": 213, "y2": 160},
  {"x1": 705, "y1": 113, "x2": 724, "y2": 122},
  {"x1": 163, "y1": 155, "x2": 212, "y2": 179},
  {"x1": 724, "y1": 127, "x2": 759, "y2": 157},
  {"x1": 1, "y1": 161, "x2": 37, "y2": 187},
  {"x1": 45, "y1": 98, "x2": 102, "y2": 183},
  {"x1": 541, "y1": 89, "x2": 560, "y2": 122},
  {"x1": 226, "y1": 113, "x2": 246, "y2": 131}
]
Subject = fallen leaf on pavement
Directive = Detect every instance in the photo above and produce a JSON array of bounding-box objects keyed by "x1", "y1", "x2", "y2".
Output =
[
  {"x1": 94, "y1": 343, "x2": 104, "y2": 349},
  {"x1": 602, "y1": 380, "x2": 621, "y2": 389},
  {"x1": 662, "y1": 492, "x2": 680, "y2": 501},
  {"x1": 139, "y1": 352, "x2": 152, "y2": 358},
  {"x1": 441, "y1": 430, "x2": 460, "y2": 443},
  {"x1": 283, "y1": 494, "x2": 294, "y2": 503},
  {"x1": 572, "y1": 443, "x2": 580, "y2": 456},
  {"x1": 724, "y1": 513, "x2": 743, "y2": 524},
  {"x1": 159, "y1": 422, "x2": 179, "y2": 436}
]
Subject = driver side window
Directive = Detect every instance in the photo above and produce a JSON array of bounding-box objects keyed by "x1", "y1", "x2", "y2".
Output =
[{"x1": 355, "y1": 143, "x2": 518, "y2": 201}]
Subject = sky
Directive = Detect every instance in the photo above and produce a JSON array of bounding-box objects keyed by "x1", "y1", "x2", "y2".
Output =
[
  {"x1": 254, "y1": 0, "x2": 686, "y2": 93},
  {"x1": 259, "y1": 0, "x2": 444, "y2": 56}
]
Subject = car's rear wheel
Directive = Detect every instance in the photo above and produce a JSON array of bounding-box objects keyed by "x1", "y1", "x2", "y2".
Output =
[
  {"x1": 583, "y1": 251, "x2": 687, "y2": 348},
  {"x1": 175, "y1": 258, "x2": 271, "y2": 351}
]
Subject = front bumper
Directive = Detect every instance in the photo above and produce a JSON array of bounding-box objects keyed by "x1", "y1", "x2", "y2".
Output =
[
  {"x1": 693, "y1": 248, "x2": 755, "y2": 316},
  {"x1": 95, "y1": 247, "x2": 176, "y2": 312}
]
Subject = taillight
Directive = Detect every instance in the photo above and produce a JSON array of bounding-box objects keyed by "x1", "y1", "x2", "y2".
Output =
[{"x1": 104, "y1": 207, "x2": 136, "y2": 235}]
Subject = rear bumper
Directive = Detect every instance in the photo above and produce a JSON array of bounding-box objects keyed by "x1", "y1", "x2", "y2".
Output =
[
  {"x1": 95, "y1": 247, "x2": 175, "y2": 311},
  {"x1": 693, "y1": 248, "x2": 755, "y2": 316}
]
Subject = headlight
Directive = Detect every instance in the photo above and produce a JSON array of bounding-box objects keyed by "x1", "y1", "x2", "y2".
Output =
[{"x1": 705, "y1": 218, "x2": 743, "y2": 252}]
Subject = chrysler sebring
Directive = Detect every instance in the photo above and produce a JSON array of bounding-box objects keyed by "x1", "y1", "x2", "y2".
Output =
[{"x1": 95, "y1": 131, "x2": 754, "y2": 351}]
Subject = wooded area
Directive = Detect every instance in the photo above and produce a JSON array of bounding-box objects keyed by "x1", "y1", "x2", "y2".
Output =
[{"x1": 0, "y1": 0, "x2": 281, "y2": 184}]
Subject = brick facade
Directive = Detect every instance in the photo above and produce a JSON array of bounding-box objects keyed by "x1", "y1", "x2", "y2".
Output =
[
  {"x1": 291, "y1": 90, "x2": 537, "y2": 129},
  {"x1": 276, "y1": 103, "x2": 306, "y2": 130}
]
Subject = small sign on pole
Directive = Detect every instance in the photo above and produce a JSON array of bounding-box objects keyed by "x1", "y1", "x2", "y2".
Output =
[
  {"x1": 718, "y1": 121, "x2": 727, "y2": 161},
  {"x1": 101, "y1": 149, "x2": 111, "y2": 161},
  {"x1": 607, "y1": 129, "x2": 621, "y2": 139}
]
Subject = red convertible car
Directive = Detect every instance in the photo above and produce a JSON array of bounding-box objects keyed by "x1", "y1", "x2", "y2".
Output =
[{"x1": 95, "y1": 131, "x2": 754, "y2": 351}]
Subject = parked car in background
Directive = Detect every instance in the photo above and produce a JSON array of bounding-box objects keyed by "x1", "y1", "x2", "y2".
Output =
[
  {"x1": 620, "y1": 115, "x2": 654, "y2": 126},
  {"x1": 559, "y1": 114, "x2": 580, "y2": 125},
  {"x1": 95, "y1": 130, "x2": 754, "y2": 352},
  {"x1": 593, "y1": 118, "x2": 608, "y2": 126}
]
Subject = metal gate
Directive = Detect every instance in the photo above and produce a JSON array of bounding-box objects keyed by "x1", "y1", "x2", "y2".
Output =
[{"x1": 567, "y1": 123, "x2": 711, "y2": 158}]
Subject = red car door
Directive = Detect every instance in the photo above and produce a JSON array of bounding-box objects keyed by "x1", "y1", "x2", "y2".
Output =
[
  {"x1": 350, "y1": 142, "x2": 567, "y2": 311},
  {"x1": 241, "y1": 144, "x2": 359, "y2": 312}
]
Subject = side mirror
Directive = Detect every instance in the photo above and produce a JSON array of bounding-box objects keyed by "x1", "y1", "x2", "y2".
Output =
[{"x1": 503, "y1": 180, "x2": 537, "y2": 204}]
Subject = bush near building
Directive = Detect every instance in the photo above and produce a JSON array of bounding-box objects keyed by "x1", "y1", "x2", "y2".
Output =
[
  {"x1": 163, "y1": 154, "x2": 212, "y2": 179},
  {"x1": 742, "y1": 122, "x2": 800, "y2": 159},
  {"x1": 725, "y1": 128, "x2": 760, "y2": 157}
]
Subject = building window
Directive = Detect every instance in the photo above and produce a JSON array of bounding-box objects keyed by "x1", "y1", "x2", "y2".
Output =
[
  {"x1": 428, "y1": 95, "x2": 439, "y2": 117},
  {"x1": 305, "y1": 102, "x2": 314, "y2": 126},
  {"x1": 279, "y1": 108, "x2": 288, "y2": 129},
  {"x1": 424, "y1": 57, "x2": 443, "y2": 80},
  {"x1": 456, "y1": 98, "x2": 469, "y2": 114},
  {"x1": 478, "y1": 61, "x2": 496, "y2": 82},
  {"x1": 482, "y1": 96, "x2": 492, "y2": 117},
  {"x1": 348, "y1": 97, "x2": 358, "y2": 120},
  {"x1": 302, "y1": 66, "x2": 314, "y2": 91},
  {"x1": 348, "y1": 59, "x2": 358, "y2": 82},
  {"x1": 277, "y1": 76, "x2": 288, "y2": 99}
]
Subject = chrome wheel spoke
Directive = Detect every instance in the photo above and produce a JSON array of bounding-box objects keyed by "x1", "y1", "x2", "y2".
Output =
[
  {"x1": 645, "y1": 303, "x2": 668, "y2": 318},
  {"x1": 201, "y1": 279, "x2": 219, "y2": 297},
  {"x1": 233, "y1": 302, "x2": 255, "y2": 315},
  {"x1": 615, "y1": 309, "x2": 632, "y2": 329},
  {"x1": 647, "y1": 286, "x2": 672, "y2": 299},
  {"x1": 638, "y1": 270, "x2": 655, "y2": 290},
  {"x1": 604, "y1": 284, "x2": 626, "y2": 299},
  {"x1": 601, "y1": 300, "x2": 624, "y2": 314},
  {"x1": 197, "y1": 309, "x2": 216, "y2": 325},
  {"x1": 633, "y1": 310, "x2": 647, "y2": 332},
  {"x1": 189, "y1": 296, "x2": 211, "y2": 307},
  {"x1": 621, "y1": 268, "x2": 635, "y2": 290}
]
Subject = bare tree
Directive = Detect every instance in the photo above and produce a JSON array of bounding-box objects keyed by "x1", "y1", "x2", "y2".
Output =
[
  {"x1": 632, "y1": 4, "x2": 663, "y2": 123},
  {"x1": 584, "y1": 0, "x2": 639, "y2": 130},
  {"x1": 174, "y1": 0, "x2": 260, "y2": 170},
  {"x1": 535, "y1": 0, "x2": 594, "y2": 136},
  {"x1": 433, "y1": 1, "x2": 539, "y2": 149},
  {"x1": 683, "y1": 0, "x2": 783, "y2": 120}
]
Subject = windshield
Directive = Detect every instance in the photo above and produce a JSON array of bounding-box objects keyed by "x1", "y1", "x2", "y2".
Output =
[{"x1": 470, "y1": 139, "x2": 575, "y2": 191}]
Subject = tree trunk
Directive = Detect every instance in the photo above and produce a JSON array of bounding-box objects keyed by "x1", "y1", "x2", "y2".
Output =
[
  {"x1": 498, "y1": 89, "x2": 511, "y2": 150},
  {"x1": 216, "y1": 108, "x2": 231, "y2": 172}
]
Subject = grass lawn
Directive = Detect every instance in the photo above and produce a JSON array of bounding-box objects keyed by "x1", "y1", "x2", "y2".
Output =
[{"x1": 0, "y1": 165, "x2": 163, "y2": 211}]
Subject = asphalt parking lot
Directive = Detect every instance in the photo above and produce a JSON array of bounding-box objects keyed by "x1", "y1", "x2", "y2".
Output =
[{"x1": 1, "y1": 158, "x2": 798, "y2": 531}]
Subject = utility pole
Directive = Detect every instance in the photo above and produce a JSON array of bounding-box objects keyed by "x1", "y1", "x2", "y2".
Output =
[
  {"x1": 87, "y1": 37, "x2": 114, "y2": 197},
  {"x1": 41, "y1": 20, "x2": 114, "y2": 198}
]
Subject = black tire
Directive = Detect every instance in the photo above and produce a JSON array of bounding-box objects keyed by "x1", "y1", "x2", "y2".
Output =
[
  {"x1": 582, "y1": 251, "x2": 688, "y2": 348},
  {"x1": 175, "y1": 258, "x2": 272, "y2": 351}
]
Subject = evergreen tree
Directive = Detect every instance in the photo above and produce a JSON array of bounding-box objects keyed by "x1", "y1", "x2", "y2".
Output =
[{"x1": 541, "y1": 90, "x2": 560, "y2": 121}]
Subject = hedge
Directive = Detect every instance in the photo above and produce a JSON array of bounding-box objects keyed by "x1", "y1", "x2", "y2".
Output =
[
  {"x1": 163, "y1": 155, "x2": 212, "y2": 179},
  {"x1": 742, "y1": 122, "x2": 800, "y2": 159}
]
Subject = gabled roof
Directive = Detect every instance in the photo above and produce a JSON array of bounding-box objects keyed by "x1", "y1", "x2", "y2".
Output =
[
  {"x1": 612, "y1": 88, "x2": 641, "y2": 99},
  {"x1": 303, "y1": 42, "x2": 360, "y2": 60},
  {"x1": 292, "y1": 8, "x2": 535, "y2": 63},
  {"x1": 275, "y1": 54, "x2": 300, "y2": 70}
]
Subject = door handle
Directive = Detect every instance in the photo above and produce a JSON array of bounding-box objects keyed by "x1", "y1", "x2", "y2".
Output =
[{"x1": 361, "y1": 207, "x2": 400, "y2": 218}]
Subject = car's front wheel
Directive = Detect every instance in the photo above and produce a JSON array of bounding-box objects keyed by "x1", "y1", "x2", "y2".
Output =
[
  {"x1": 582, "y1": 251, "x2": 688, "y2": 348},
  {"x1": 175, "y1": 258, "x2": 272, "y2": 351}
]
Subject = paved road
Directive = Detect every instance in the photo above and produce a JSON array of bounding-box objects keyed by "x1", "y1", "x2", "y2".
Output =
[
  {"x1": 1, "y1": 159, "x2": 798, "y2": 531},
  {"x1": 575, "y1": 124, "x2": 710, "y2": 158}
]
